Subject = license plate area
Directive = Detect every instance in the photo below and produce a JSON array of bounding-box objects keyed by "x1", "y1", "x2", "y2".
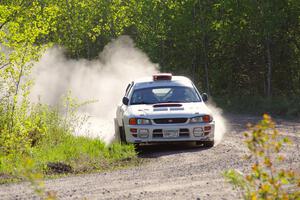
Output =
[{"x1": 163, "y1": 129, "x2": 179, "y2": 138}]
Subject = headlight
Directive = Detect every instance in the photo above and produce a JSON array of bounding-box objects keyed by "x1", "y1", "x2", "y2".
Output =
[
  {"x1": 129, "y1": 118, "x2": 152, "y2": 125},
  {"x1": 190, "y1": 115, "x2": 213, "y2": 123}
]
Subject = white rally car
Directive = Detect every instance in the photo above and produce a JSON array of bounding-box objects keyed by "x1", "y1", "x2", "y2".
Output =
[{"x1": 115, "y1": 73, "x2": 215, "y2": 147}]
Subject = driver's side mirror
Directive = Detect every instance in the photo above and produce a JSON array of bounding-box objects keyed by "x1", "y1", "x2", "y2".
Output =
[
  {"x1": 202, "y1": 93, "x2": 208, "y2": 102},
  {"x1": 122, "y1": 97, "x2": 129, "y2": 105}
]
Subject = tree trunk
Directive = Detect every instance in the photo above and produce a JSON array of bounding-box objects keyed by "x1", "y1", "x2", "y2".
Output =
[
  {"x1": 203, "y1": 34, "x2": 210, "y2": 95},
  {"x1": 192, "y1": 3, "x2": 197, "y2": 82},
  {"x1": 160, "y1": 38, "x2": 165, "y2": 72},
  {"x1": 10, "y1": 60, "x2": 25, "y2": 133},
  {"x1": 198, "y1": 0, "x2": 210, "y2": 95},
  {"x1": 266, "y1": 37, "x2": 272, "y2": 98}
]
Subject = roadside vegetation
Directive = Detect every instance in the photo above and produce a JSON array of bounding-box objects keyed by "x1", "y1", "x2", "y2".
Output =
[
  {"x1": 0, "y1": 1, "x2": 137, "y2": 185},
  {"x1": 224, "y1": 114, "x2": 300, "y2": 199},
  {"x1": 0, "y1": 95, "x2": 137, "y2": 184},
  {"x1": 1, "y1": 0, "x2": 299, "y2": 188}
]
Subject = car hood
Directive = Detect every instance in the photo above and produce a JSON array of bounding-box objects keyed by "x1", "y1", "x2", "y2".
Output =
[{"x1": 125, "y1": 102, "x2": 211, "y2": 118}]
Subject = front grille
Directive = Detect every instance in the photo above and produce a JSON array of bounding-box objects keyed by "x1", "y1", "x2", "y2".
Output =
[
  {"x1": 153, "y1": 129, "x2": 163, "y2": 138},
  {"x1": 179, "y1": 128, "x2": 189, "y2": 137},
  {"x1": 153, "y1": 118, "x2": 188, "y2": 124}
]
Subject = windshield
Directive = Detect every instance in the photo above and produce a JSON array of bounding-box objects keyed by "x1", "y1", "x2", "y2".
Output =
[{"x1": 130, "y1": 86, "x2": 201, "y2": 105}]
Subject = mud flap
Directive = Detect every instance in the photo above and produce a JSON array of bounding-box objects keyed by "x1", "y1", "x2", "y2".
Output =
[
  {"x1": 196, "y1": 140, "x2": 214, "y2": 148},
  {"x1": 114, "y1": 118, "x2": 121, "y2": 142}
]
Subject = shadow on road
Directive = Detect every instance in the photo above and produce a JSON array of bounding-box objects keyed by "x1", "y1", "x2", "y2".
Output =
[{"x1": 137, "y1": 142, "x2": 210, "y2": 158}]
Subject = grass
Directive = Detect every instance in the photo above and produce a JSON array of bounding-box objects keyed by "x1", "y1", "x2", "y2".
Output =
[
  {"x1": 0, "y1": 133, "x2": 137, "y2": 184},
  {"x1": 0, "y1": 96, "x2": 138, "y2": 185}
]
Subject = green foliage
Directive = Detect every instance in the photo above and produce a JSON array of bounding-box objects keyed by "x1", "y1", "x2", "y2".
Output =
[
  {"x1": 0, "y1": 97, "x2": 137, "y2": 182},
  {"x1": 224, "y1": 114, "x2": 300, "y2": 200},
  {"x1": 26, "y1": 0, "x2": 299, "y2": 101},
  {"x1": 0, "y1": 134, "x2": 136, "y2": 176},
  {"x1": 46, "y1": 0, "x2": 134, "y2": 59},
  {"x1": 1, "y1": 1, "x2": 138, "y2": 187},
  {"x1": 0, "y1": 0, "x2": 58, "y2": 156},
  {"x1": 1, "y1": 0, "x2": 299, "y2": 192},
  {"x1": 214, "y1": 96, "x2": 300, "y2": 117}
]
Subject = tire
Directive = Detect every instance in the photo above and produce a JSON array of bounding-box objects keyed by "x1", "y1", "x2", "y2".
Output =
[
  {"x1": 114, "y1": 119, "x2": 127, "y2": 144},
  {"x1": 119, "y1": 123, "x2": 127, "y2": 144},
  {"x1": 203, "y1": 140, "x2": 214, "y2": 148},
  {"x1": 133, "y1": 143, "x2": 141, "y2": 152}
]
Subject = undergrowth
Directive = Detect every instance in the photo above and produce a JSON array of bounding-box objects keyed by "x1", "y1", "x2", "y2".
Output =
[
  {"x1": 0, "y1": 94, "x2": 137, "y2": 184},
  {"x1": 224, "y1": 114, "x2": 300, "y2": 199}
]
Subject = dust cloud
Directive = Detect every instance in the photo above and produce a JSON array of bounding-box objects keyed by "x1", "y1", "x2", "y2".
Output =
[
  {"x1": 30, "y1": 35, "x2": 227, "y2": 145},
  {"x1": 207, "y1": 103, "x2": 228, "y2": 146},
  {"x1": 30, "y1": 36, "x2": 158, "y2": 143}
]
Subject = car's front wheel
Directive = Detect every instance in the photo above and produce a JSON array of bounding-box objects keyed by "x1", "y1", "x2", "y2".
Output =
[
  {"x1": 119, "y1": 126, "x2": 127, "y2": 144},
  {"x1": 114, "y1": 118, "x2": 127, "y2": 144},
  {"x1": 119, "y1": 120, "x2": 128, "y2": 144},
  {"x1": 196, "y1": 140, "x2": 214, "y2": 148},
  {"x1": 203, "y1": 141, "x2": 214, "y2": 148}
]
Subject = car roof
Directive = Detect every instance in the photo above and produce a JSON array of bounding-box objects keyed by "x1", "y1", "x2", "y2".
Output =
[{"x1": 133, "y1": 76, "x2": 194, "y2": 90}]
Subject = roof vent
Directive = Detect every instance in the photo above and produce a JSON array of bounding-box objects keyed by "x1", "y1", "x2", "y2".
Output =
[{"x1": 153, "y1": 73, "x2": 172, "y2": 81}]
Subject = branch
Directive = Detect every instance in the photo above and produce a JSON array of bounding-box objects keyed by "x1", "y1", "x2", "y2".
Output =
[
  {"x1": 0, "y1": 0, "x2": 30, "y2": 31},
  {"x1": 0, "y1": 21, "x2": 9, "y2": 30},
  {"x1": 9, "y1": 44, "x2": 27, "y2": 133},
  {"x1": 0, "y1": 62, "x2": 11, "y2": 70},
  {"x1": 292, "y1": 39, "x2": 300, "y2": 51}
]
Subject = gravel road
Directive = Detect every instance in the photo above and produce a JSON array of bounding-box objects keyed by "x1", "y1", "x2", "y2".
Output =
[{"x1": 0, "y1": 114, "x2": 299, "y2": 200}]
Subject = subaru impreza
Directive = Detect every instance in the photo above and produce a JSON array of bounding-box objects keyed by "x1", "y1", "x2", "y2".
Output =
[{"x1": 115, "y1": 73, "x2": 215, "y2": 147}]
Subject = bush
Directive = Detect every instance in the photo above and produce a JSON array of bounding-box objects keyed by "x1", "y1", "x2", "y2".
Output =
[
  {"x1": 224, "y1": 114, "x2": 300, "y2": 199},
  {"x1": 0, "y1": 94, "x2": 137, "y2": 183}
]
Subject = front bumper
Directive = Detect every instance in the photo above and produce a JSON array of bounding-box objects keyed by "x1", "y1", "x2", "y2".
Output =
[{"x1": 124, "y1": 122, "x2": 215, "y2": 144}]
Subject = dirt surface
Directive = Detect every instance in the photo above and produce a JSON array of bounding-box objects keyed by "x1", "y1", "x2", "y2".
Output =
[{"x1": 0, "y1": 114, "x2": 299, "y2": 200}]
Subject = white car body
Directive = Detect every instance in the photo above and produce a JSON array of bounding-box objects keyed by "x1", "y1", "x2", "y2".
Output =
[{"x1": 115, "y1": 74, "x2": 215, "y2": 146}]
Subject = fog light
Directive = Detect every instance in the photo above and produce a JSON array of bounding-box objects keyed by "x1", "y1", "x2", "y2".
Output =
[
  {"x1": 130, "y1": 128, "x2": 137, "y2": 133},
  {"x1": 193, "y1": 127, "x2": 203, "y2": 137},
  {"x1": 204, "y1": 126, "x2": 211, "y2": 131},
  {"x1": 139, "y1": 129, "x2": 149, "y2": 138},
  {"x1": 204, "y1": 132, "x2": 210, "y2": 136}
]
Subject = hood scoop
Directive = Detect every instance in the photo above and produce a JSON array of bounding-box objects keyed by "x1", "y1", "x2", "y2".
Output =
[{"x1": 153, "y1": 103, "x2": 183, "y2": 108}]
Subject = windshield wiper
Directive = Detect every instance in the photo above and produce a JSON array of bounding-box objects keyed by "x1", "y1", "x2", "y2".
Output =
[
  {"x1": 131, "y1": 102, "x2": 153, "y2": 105},
  {"x1": 161, "y1": 100, "x2": 201, "y2": 103},
  {"x1": 164, "y1": 100, "x2": 182, "y2": 103}
]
